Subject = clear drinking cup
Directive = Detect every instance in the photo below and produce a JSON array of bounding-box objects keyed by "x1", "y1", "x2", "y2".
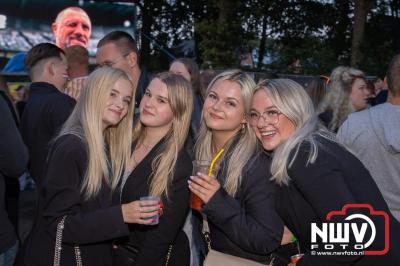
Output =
[
  {"x1": 140, "y1": 195, "x2": 161, "y2": 225},
  {"x1": 190, "y1": 160, "x2": 218, "y2": 211}
]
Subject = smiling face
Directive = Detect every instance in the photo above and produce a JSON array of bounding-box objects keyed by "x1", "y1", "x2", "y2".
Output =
[
  {"x1": 349, "y1": 78, "x2": 369, "y2": 111},
  {"x1": 139, "y1": 78, "x2": 174, "y2": 131},
  {"x1": 53, "y1": 9, "x2": 91, "y2": 48},
  {"x1": 203, "y1": 79, "x2": 246, "y2": 134},
  {"x1": 102, "y1": 78, "x2": 133, "y2": 129},
  {"x1": 250, "y1": 89, "x2": 296, "y2": 151}
]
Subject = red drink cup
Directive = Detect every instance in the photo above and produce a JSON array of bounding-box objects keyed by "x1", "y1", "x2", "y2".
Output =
[
  {"x1": 190, "y1": 160, "x2": 215, "y2": 211},
  {"x1": 190, "y1": 193, "x2": 203, "y2": 211}
]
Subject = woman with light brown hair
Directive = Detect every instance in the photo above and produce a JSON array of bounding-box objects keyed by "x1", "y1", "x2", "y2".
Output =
[
  {"x1": 169, "y1": 58, "x2": 203, "y2": 154},
  {"x1": 113, "y1": 72, "x2": 194, "y2": 266}
]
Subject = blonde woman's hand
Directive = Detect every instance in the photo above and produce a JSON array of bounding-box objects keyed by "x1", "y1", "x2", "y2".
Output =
[
  {"x1": 121, "y1": 200, "x2": 160, "y2": 224},
  {"x1": 281, "y1": 226, "x2": 294, "y2": 245},
  {"x1": 188, "y1": 172, "x2": 221, "y2": 204}
]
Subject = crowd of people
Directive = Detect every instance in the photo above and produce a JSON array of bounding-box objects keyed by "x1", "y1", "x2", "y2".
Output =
[{"x1": 0, "y1": 5, "x2": 400, "y2": 266}]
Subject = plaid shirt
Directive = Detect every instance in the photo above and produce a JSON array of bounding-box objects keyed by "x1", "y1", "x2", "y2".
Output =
[{"x1": 64, "y1": 76, "x2": 88, "y2": 100}]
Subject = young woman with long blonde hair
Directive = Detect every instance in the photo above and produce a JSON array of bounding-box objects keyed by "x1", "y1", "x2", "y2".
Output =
[
  {"x1": 23, "y1": 67, "x2": 160, "y2": 266},
  {"x1": 188, "y1": 70, "x2": 284, "y2": 264},
  {"x1": 113, "y1": 72, "x2": 194, "y2": 266}
]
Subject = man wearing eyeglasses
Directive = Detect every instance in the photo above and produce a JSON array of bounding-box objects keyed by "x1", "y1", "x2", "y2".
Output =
[{"x1": 96, "y1": 31, "x2": 151, "y2": 108}]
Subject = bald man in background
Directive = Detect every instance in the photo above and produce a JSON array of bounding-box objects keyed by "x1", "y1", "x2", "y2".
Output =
[{"x1": 52, "y1": 6, "x2": 92, "y2": 49}]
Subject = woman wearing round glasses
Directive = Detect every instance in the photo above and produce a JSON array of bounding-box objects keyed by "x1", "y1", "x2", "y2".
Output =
[{"x1": 249, "y1": 78, "x2": 400, "y2": 265}]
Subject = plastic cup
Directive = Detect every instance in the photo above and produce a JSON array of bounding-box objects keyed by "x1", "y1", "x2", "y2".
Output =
[
  {"x1": 290, "y1": 253, "x2": 304, "y2": 264},
  {"x1": 140, "y1": 195, "x2": 160, "y2": 225},
  {"x1": 190, "y1": 160, "x2": 218, "y2": 211}
]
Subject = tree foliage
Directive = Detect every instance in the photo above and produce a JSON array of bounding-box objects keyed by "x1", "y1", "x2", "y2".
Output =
[{"x1": 133, "y1": 0, "x2": 400, "y2": 75}]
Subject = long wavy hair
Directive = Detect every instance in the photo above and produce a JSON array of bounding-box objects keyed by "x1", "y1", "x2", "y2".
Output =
[
  {"x1": 317, "y1": 66, "x2": 365, "y2": 131},
  {"x1": 57, "y1": 67, "x2": 135, "y2": 199},
  {"x1": 195, "y1": 70, "x2": 257, "y2": 196},
  {"x1": 132, "y1": 72, "x2": 193, "y2": 198},
  {"x1": 255, "y1": 79, "x2": 335, "y2": 185}
]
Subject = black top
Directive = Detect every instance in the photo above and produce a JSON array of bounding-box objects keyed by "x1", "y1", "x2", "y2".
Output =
[
  {"x1": 276, "y1": 135, "x2": 400, "y2": 265},
  {"x1": 202, "y1": 145, "x2": 284, "y2": 264},
  {"x1": 318, "y1": 110, "x2": 336, "y2": 132},
  {"x1": 23, "y1": 134, "x2": 129, "y2": 266},
  {"x1": 20, "y1": 82, "x2": 75, "y2": 187},
  {"x1": 0, "y1": 96, "x2": 28, "y2": 253},
  {"x1": 115, "y1": 138, "x2": 192, "y2": 266}
]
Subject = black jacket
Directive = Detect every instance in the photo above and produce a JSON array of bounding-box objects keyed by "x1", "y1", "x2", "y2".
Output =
[
  {"x1": 20, "y1": 82, "x2": 75, "y2": 187},
  {"x1": 23, "y1": 135, "x2": 129, "y2": 266},
  {"x1": 0, "y1": 96, "x2": 28, "y2": 253},
  {"x1": 202, "y1": 147, "x2": 283, "y2": 264},
  {"x1": 114, "y1": 138, "x2": 192, "y2": 266},
  {"x1": 276, "y1": 135, "x2": 400, "y2": 265}
]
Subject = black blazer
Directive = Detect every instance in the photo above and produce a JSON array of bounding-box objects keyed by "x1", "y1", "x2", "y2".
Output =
[
  {"x1": 0, "y1": 96, "x2": 28, "y2": 253},
  {"x1": 20, "y1": 82, "x2": 75, "y2": 186},
  {"x1": 115, "y1": 138, "x2": 192, "y2": 266},
  {"x1": 276, "y1": 135, "x2": 400, "y2": 265},
  {"x1": 202, "y1": 146, "x2": 283, "y2": 264},
  {"x1": 23, "y1": 134, "x2": 129, "y2": 266}
]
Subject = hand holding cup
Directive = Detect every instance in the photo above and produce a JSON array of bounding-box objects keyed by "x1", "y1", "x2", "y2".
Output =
[
  {"x1": 121, "y1": 197, "x2": 161, "y2": 225},
  {"x1": 188, "y1": 172, "x2": 221, "y2": 205}
]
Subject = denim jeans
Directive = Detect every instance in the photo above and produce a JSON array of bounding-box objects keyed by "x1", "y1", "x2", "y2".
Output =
[{"x1": 0, "y1": 241, "x2": 18, "y2": 266}]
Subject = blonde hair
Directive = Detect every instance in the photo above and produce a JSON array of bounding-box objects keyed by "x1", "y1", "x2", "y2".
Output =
[
  {"x1": 132, "y1": 72, "x2": 193, "y2": 198},
  {"x1": 255, "y1": 79, "x2": 335, "y2": 185},
  {"x1": 195, "y1": 70, "x2": 257, "y2": 196},
  {"x1": 318, "y1": 66, "x2": 365, "y2": 131},
  {"x1": 57, "y1": 67, "x2": 134, "y2": 199}
]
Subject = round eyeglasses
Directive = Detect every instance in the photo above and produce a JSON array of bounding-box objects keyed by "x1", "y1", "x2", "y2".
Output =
[{"x1": 248, "y1": 109, "x2": 282, "y2": 126}]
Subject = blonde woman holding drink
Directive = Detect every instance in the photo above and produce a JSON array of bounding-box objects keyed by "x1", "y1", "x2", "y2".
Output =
[
  {"x1": 23, "y1": 67, "x2": 160, "y2": 266},
  {"x1": 188, "y1": 70, "x2": 285, "y2": 265}
]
